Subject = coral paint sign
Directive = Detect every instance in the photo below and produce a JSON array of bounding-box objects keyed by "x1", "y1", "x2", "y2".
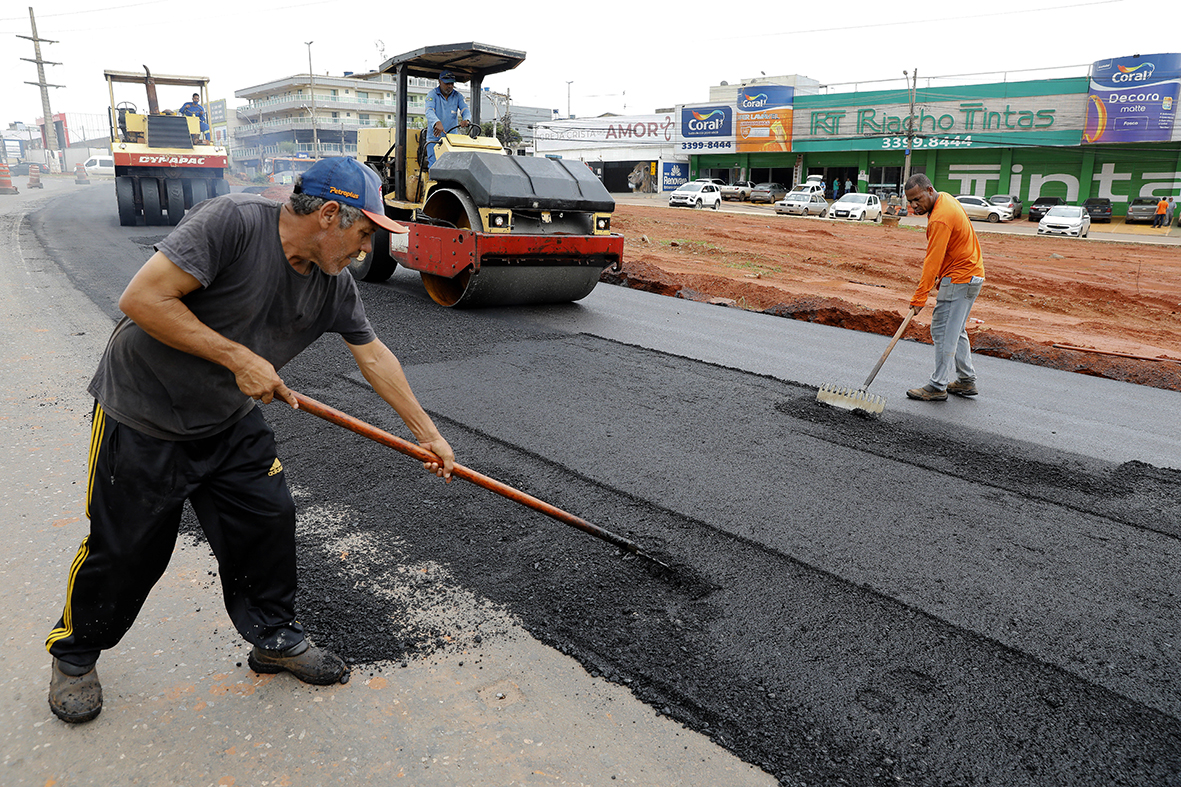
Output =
[
  {"x1": 1085, "y1": 53, "x2": 1181, "y2": 143},
  {"x1": 677, "y1": 105, "x2": 734, "y2": 152},
  {"x1": 736, "y1": 85, "x2": 793, "y2": 153}
]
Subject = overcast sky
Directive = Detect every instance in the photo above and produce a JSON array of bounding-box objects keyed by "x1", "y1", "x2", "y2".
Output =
[{"x1": 1, "y1": 0, "x2": 1172, "y2": 130}]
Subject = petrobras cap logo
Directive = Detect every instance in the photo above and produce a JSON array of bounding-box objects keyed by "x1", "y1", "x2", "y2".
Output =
[
  {"x1": 739, "y1": 91, "x2": 769, "y2": 110},
  {"x1": 682, "y1": 106, "x2": 732, "y2": 138}
]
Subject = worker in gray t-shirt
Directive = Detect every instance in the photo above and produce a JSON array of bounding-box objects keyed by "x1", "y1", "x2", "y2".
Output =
[{"x1": 46, "y1": 158, "x2": 455, "y2": 724}]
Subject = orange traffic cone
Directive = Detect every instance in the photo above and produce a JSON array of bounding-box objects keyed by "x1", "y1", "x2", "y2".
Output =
[
  {"x1": 0, "y1": 164, "x2": 18, "y2": 195},
  {"x1": 28, "y1": 164, "x2": 44, "y2": 189},
  {"x1": 74, "y1": 163, "x2": 90, "y2": 184}
]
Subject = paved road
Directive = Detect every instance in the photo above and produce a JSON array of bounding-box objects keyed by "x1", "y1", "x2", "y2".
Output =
[{"x1": 5, "y1": 178, "x2": 1180, "y2": 786}]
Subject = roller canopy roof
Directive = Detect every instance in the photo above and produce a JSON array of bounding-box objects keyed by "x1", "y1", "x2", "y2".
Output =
[{"x1": 374, "y1": 42, "x2": 526, "y2": 82}]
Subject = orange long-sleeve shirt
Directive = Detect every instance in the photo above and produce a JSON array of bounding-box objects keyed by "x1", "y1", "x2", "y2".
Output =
[{"x1": 911, "y1": 192, "x2": 985, "y2": 310}]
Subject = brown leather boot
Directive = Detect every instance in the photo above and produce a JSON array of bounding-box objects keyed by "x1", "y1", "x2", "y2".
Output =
[
  {"x1": 49, "y1": 658, "x2": 102, "y2": 723},
  {"x1": 248, "y1": 640, "x2": 349, "y2": 685}
]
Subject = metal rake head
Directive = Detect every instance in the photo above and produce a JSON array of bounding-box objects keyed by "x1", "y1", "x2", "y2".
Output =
[{"x1": 816, "y1": 383, "x2": 886, "y2": 415}]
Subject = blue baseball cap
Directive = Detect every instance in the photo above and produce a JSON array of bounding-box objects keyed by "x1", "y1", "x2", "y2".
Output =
[
  {"x1": 297, "y1": 157, "x2": 407, "y2": 234},
  {"x1": 439, "y1": 70, "x2": 457, "y2": 83}
]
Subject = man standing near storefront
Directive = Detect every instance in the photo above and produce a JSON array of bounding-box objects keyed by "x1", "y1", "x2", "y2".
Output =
[
  {"x1": 1166, "y1": 197, "x2": 1176, "y2": 228},
  {"x1": 901, "y1": 173, "x2": 985, "y2": 402},
  {"x1": 1153, "y1": 197, "x2": 1168, "y2": 228}
]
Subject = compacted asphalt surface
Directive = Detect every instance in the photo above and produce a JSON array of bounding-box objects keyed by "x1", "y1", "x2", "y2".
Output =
[{"x1": 4, "y1": 179, "x2": 1180, "y2": 786}]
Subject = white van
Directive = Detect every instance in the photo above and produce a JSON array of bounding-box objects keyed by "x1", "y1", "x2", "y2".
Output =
[{"x1": 83, "y1": 156, "x2": 116, "y2": 177}]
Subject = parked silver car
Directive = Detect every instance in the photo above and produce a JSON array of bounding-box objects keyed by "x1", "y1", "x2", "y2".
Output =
[
  {"x1": 749, "y1": 182, "x2": 788, "y2": 204},
  {"x1": 1125, "y1": 197, "x2": 1160, "y2": 224},
  {"x1": 956, "y1": 195, "x2": 1011, "y2": 223},
  {"x1": 988, "y1": 194, "x2": 1022, "y2": 218},
  {"x1": 775, "y1": 192, "x2": 829, "y2": 217}
]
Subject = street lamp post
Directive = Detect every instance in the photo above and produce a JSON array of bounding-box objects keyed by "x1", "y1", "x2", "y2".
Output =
[
  {"x1": 306, "y1": 41, "x2": 318, "y2": 158},
  {"x1": 902, "y1": 68, "x2": 917, "y2": 189},
  {"x1": 566, "y1": 81, "x2": 573, "y2": 119}
]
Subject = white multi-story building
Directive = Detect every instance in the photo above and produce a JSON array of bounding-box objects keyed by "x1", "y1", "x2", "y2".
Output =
[{"x1": 231, "y1": 71, "x2": 551, "y2": 177}]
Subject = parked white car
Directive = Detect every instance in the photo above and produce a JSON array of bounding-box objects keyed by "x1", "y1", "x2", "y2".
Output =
[
  {"x1": 956, "y1": 195, "x2": 1011, "y2": 223},
  {"x1": 1037, "y1": 205, "x2": 1090, "y2": 238},
  {"x1": 668, "y1": 181, "x2": 722, "y2": 209},
  {"x1": 828, "y1": 193, "x2": 882, "y2": 222},
  {"x1": 789, "y1": 181, "x2": 826, "y2": 197},
  {"x1": 775, "y1": 192, "x2": 829, "y2": 217},
  {"x1": 721, "y1": 180, "x2": 755, "y2": 201},
  {"x1": 83, "y1": 156, "x2": 116, "y2": 177}
]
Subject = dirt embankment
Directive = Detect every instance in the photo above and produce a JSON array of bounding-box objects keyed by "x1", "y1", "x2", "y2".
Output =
[{"x1": 603, "y1": 205, "x2": 1181, "y2": 392}]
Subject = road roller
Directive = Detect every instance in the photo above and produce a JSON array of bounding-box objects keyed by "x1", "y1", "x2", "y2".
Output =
[
  {"x1": 104, "y1": 68, "x2": 228, "y2": 227},
  {"x1": 352, "y1": 43, "x2": 623, "y2": 308}
]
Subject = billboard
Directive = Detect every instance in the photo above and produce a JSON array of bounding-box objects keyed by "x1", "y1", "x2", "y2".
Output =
[
  {"x1": 1085, "y1": 53, "x2": 1181, "y2": 144},
  {"x1": 677, "y1": 105, "x2": 734, "y2": 153},
  {"x1": 736, "y1": 85, "x2": 793, "y2": 153},
  {"x1": 793, "y1": 79, "x2": 1088, "y2": 151},
  {"x1": 662, "y1": 161, "x2": 689, "y2": 191},
  {"x1": 535, "y1": 114, "x2": 676, "y2": 148}
]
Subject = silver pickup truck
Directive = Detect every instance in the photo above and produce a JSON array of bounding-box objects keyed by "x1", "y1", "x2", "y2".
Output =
[{"x1": 721, "y1": 180, "x2": 755, "y2": 201}]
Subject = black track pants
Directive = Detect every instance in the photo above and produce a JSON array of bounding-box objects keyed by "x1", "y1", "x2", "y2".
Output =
[{"x1": 47, "y1": 403, "x2": 304, "y2": 667}]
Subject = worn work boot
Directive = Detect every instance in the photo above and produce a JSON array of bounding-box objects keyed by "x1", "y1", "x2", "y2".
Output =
[
  {"x1": 906, "y1": 384, "x2": 948, "y2": 401},
  {"x1": 248, "y1": 640, "x2": 349, "y2": 685},
  {"x1": 947, "y1": 379, "x2": 979, "y2": 397},
  {"x1": 49, "y1": 658, "x2": 103, "y2": 723}
]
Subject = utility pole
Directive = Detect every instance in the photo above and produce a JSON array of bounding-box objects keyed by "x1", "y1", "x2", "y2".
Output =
[
  {"x1": 902, "y1": 68, "x2": 917, "y2": 189},
  {"x1": 19, "y1": 7, "x2": 64, "y2": 169},
  {"x1": 566, "y1": 81, "x2": 573, "y2": 119},
  {"x1": 306, "y1": 41, "x2": 318, "y2": 158}
]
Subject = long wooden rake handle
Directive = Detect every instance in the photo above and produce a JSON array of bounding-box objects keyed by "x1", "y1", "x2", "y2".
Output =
[
  {"x1": 861, "y1": 308, "x2": 916, "y2": 389},
  {"x1": 291, "y1": 391, "x2": 666, "y2": 567}
]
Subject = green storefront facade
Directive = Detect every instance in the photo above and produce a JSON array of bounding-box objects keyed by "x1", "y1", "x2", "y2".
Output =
[{"x1": 691, "y1": 76, "x2": 1181, "y2": 216}]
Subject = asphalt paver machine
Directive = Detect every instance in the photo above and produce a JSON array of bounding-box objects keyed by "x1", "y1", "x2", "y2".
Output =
[{"x1": 354, "y1": 42, "x2": 622, "y2": 307}]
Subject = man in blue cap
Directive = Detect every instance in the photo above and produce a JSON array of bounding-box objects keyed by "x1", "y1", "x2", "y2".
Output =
[
  {"x1": 424, "y1": 69, "x2": 471, "y2": 168},
  {"x1": 45, "y1": 156, "x2": 455, "y2": 723}
]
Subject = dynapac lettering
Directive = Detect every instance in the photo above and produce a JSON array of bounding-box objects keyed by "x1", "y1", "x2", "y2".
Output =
[{"x1": 135, "y1": 155, "x2": 208, "y2": 165}]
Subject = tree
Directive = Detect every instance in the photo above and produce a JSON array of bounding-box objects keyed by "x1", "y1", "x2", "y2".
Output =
[{"x1": 481, "y1": 113, "x2": 522, "y2": 149}]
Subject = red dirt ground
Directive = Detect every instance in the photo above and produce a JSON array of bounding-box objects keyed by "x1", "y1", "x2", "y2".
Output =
[{"x1": 606, "y1": 205, "x2": 1181, "y2": 392}]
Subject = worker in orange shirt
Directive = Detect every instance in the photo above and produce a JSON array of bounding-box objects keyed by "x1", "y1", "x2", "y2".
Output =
[
  {"x1": 902, "y1": 173, "x2": 985, "y2": 401},
  {"x1": 1153, "y1": 197, "x2": 1168, "y2": 228}
]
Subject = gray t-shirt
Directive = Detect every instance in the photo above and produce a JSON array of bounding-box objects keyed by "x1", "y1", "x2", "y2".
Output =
[{"x1": 89, "y1": 193, "x2": 376, "y2": 440}]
